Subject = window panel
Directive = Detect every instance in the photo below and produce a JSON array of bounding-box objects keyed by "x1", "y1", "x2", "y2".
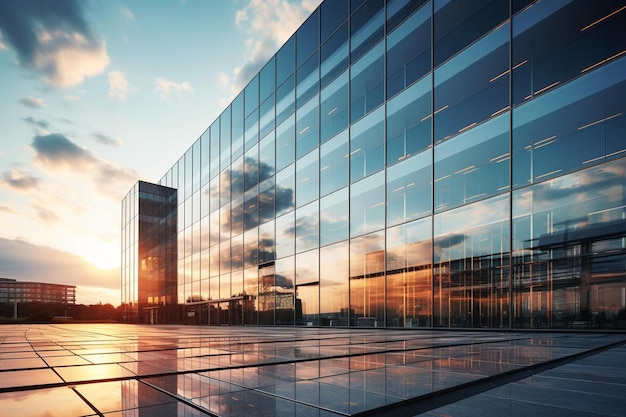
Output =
[
  {"x1": 296, "y1": 94, "x2": 319, "y2": 159},
  {"x1": 296, "y1": 148, "x2": 319, "y2": 207},
  {"x1": 321, "y1": 70, "x2": 348, "y2": 143},
  {"x1": 320, "y1": 187, "x2": 349, "y2": 246},
  {"x1": 259, "y1": 130, "x2": 276, "y2": 182},
  {"x1": 350, "y1": 231, "x2": 385, "y2": 326},
  {"x1": 386, "y1": 74, "x2": 432, "y2": 165},
  {"x1": 320, "y1": 241, "x2": 349, "y2": 326},
  {"x1": 350, "y1": 41, "x2": 384, "y2": 123},
  {"x1": 276, "y1": 115, "x2": 295, "y2": 172},
  {"x1": 350, "y1": 0, "x2": 384, "y2": 62},
  {"x1": 512, "y1": 56, "x2": 626, "y2": 187},
  {"x1": 350, "y1": 171, "x2": 385, "y2": 237},
  {"x1": 320, "y1": 130, "x2": 349, "y2": 196},
  {"x1": 387, "y1": 150, "x2": 432, "y2": 226},
  {"x1": 321, "y1": 22, "x2": 349, "y2": 87},
  {"x1": 387, "y1": 3, "x2": 431, "y2": 98},
  {"x1": 321, "y1": 0, "x2": 348, "y2": 43},
  {"x1": 295, "y1": 201, "x2": 319, "y2": 254},
  {"x1": 434, "y1": 23, "x2": 509, "y2": 144},
  {"x1": 434, "y1": 113, "x2": 510, "y2": 212},
  {"x1": 297, "y1": 10, "x2": 319, "y2": 66},
  {"x1": 350, "y1": 106, "x2": 384, "y2": 183}
]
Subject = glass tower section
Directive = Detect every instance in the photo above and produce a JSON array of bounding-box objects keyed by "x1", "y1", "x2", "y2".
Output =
[
  {"x1": 121, "y1": 181, "x2": 178, "y2": 324},
  {"x1": 123, "y1": 0, "x2": 626, "y2": 329}
]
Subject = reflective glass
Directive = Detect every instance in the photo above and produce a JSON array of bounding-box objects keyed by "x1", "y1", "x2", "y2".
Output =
[
  {"x1": 209, "y1": 174, "x2": 219, "y2": 214},
  {"x1": 274, "y1": 256, "x2": 295, "y2": 324},
  {"x1": 228, "y1": 196, "x2": 244, "y2": 236},
  {"x1": 434, "y1": 113, "x2": 509, "y2": 212},
  {"x1": 245, "y1": 74, "x2": 259, "y2": 117},
  {"x1": 276, "y1": 163, "x2": 295, "y2": 216},
  {"x1": 230, "y1": 156, "x2": 244, "y2": 199},
  {"x1": 387, "y1": 150, "x2": 432, "y2": 226},
  {"x1": 350, "y1": 230, "x2": 385, "y2": 326},
  {"x1": 320, "y1": 130, "x2": 349, "y2": 196},
  {"x1": 276, "y1": 35, "x2": 295, "y2": 86},
  {"x1": 276, "y1": 115, "x2": 295, "y2": 172},
  {"x1": 433, "y1": 194, "x2": 510, "y2": 327},
  {"x1": 260, "y1": 57, "x2": 275, "y2": 101},
  {"x1": 295, "y1": 201, "x2": 319, "y2": 254},
  {"x1": 350, "y1": 41, "x2": 384, "y2": 123},
  {"x1": 434, "y1": 22, "x2": 509, "y2": 143},
  {"x1": 321, "y1": 22, "x2": 349, "y2": 87},
  {"x1": 512, "y1": 56, "x2": 626, "y2": 187},
  {"x1": 209, "y1": 120, "x2": 220, "y2": 179},
  {"x1": 297, "y1": 10, "x2": 319, "y2": 66},
  {"x1": 386, "y1": 217, "x2": 432, "y2": 327},
  {"x1": 350, "y1": 106, "x2": 384, "y2": 183},
  {"x1": 219, "y1": 168, "x2": 231, "y2": 208},
  {"x1": 386, "y1": 74, "x2": 432, "y2": 165},
  {"x1": 387, "y1": 0, "x2": 429, "y2": 32},
  {"x1": 320, "y1": 70, "x2": 348, "y2": 143},
  {"x1": 350, "y1": 171, "x2": 385, "y2": 237},
  {"x1": 434, "y1": 0, "x2": 509, "y2": 67},
  {"x1": 512, "y1": 0, "x2": 626, "y2": 106},
  {"x1": 295, "y1": 149, "x2": 319, "y2": 207},
  {"x1": 244, "y1": 186, "x2": 258, "y2": 232},
  {"x1": 244, "y1": 143, "x2": 258, "y2": 191},
  {"x1": 296, "y1": 52, "x2": 319, "y2": 108},
  {"x1": 320, "y1": 187, "x2": 349, "y2": 246},
  {"x1": 259, "y1": 177, "x2": 275, "y2": 224},
  {"x1": 350, "y1": 0, "x2": 384, "y2": 62},
  {"x1": 231, "y1": 94, "x2": 244, "y2": 160},
  {"x1": 200, "y1": 130, "x2": 209, "y2": 186},
  {"x1": 276, "y1": 211, "x2": 295, "y2": 259},
  {"x1": 245, "y1": 108, "x2": 258, "y2": 151},
  {"x1": 258, "y1": 219, "x2": 275, "y2": 264},
  {"x1": 220, "y1": 106, "x2": 231, "y2": 171},
  {"x1": 321, "y1": 0, "x2": 348, "y2": 43},
  {"x1": 387, "y1": 3, "x2": 431, "y2": 99},
  {"x1": 259, "y1": 130, "x2": 275, "y2": 182},
  {"x1": 319, "y1": 241, "x2": 349, "y2": 325},
  {"x1": 296, "y1": 283, "x2": 319, "y2": 325},
  {"x1": 259, "y1": 94, "x2": 275, "y2": 140},
  {"x1": 276, "y1": 74, "x2": 295, "y2": 126},
  {"x1": 296, "y1": 95, "x2": 319, "y2": 159},
  {"x1": 512, "y1": 158, "x2": 626, "y2": 328},
  {"x1": 258, "y1": 262, "x2": 275, "y2": 323},
  {"x1": 231, "y1": 233, "x2": 243, "y2": 271}
]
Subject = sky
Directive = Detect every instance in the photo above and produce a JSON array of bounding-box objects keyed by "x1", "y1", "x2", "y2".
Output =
[{"x1": 0, "y1": 0, "x2": 321, "y2": 306}]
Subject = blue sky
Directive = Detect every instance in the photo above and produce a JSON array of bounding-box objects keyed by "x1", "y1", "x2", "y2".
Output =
[{"x1": 0, "y1": 0, "x2": 321, "y2": 305}]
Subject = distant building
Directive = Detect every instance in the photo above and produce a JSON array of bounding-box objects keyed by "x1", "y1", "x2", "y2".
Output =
[
  {"x1": 122, "y1": 0, "x2": 626, "y2": 329},
  {"x1": 0, "y1": 278, "x2": 76, "y2": 304}
]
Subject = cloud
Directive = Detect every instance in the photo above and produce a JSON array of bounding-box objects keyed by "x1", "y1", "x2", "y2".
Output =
[
  {"x1": 93, "y1": 132, "x2": 122, "y2": 146},
  {"x1": 31, "y1": 133, "x2": 138, "y2": 195},
  {"x1": 0, "y1": 0, "x2": 110, "y2": 87},
  {"x1": 154, "y1": 77, "x2": 193, "y2": 98},
  {"x1": 0, "y1": 238, "x2": 120, "y2": 295},
  {"x1": 64, "y1": 95, "x2": 80, "y2": 102},
  {"x1": 107, "y1": 70, "x2": 128, "y2": 100},
  {"x1": 120, "y1": 7, "x2": 135, "y2": 22},
  {"x1": 217, "y1": 71, "x2": 230, "y2": 87},
  {"x1": 22, "y1": 116, "x2": 49, "y2": 128},
  {"x1": 1, "y1": 168, "x2": 41, "y2": 190},
  {"x1": 32, "y1": 133, "x2": 96, "y2": 169},
  {"x1": 19, "y1": 96, "x2": 46, "y2": 108},
  {"x1": 0, "y1": 205, "x2": 16, "y2": 214},
  {"x1": 35, "y1": 205, "x2": 60, "y2": 225},
  {"x1": 232, "y1": 0, "x2": 322, "y2": 90}
]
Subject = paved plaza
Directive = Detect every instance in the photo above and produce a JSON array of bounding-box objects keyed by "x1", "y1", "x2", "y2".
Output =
[{"x1": 0, "y1": 324, "x2": 624, "y2": 416}]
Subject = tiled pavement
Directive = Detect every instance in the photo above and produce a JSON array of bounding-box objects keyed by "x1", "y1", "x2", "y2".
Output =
[{"x1": 0, "y1": 324, "x2": 624, "y2": 416}]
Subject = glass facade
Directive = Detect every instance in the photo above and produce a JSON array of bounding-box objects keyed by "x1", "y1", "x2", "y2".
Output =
[{"x1": 122, "y1": 0, "x2": 626, "y2": 329}]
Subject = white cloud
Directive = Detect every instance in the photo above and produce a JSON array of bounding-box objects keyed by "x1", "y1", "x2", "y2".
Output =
[
  {"x1": 120, "y1": 7, "x2": 135, "y2": 22},
  {"x1": 19, "y1": 96, "x2": 46, "y2": 108},
  {"x1": 217, "y1": 71, "x2": 230, "y2": 87},
  {"x1": 64, "y1": 95, "x2": 80, "y2": 102},
  {"x1": 107, "y1": 70, "x2": 128, "y2": 100},
  {"x1": 232, "y1": 0, "x2": 322, "y2": 91},
  {"x1": 154, "y1": 77, "x2": 193, "y2": 98},
  {"x1": 33, "y1": 30, "x2": 110, "y2": 87}
]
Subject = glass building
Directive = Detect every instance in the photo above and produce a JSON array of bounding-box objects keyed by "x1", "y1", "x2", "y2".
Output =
[{"x1": 122, "y1": 0, "x2": 626, "y2": 329}]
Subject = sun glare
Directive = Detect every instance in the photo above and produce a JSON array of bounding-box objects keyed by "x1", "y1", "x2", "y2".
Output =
[{"x1": 79, "y1": 239, "x2": 119, "y2": 270}]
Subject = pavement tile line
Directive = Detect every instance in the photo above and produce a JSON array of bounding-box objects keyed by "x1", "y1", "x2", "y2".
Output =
[
  {"x1": 1, "y1": 325, "x2": 625, "y2": 416},
  {"x1": 349, "y1": 339, "x2": 626, "y2": 417}
]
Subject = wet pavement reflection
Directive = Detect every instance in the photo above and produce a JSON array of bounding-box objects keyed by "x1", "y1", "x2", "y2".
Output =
[{"x1": 0, "y1": 324, "x2": 624, "y2": 416}]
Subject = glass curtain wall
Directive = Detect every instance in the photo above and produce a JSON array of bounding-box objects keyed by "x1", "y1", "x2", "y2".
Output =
[{"x1": 128, "y1": 0, "x2": 626, "y2": 329}]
